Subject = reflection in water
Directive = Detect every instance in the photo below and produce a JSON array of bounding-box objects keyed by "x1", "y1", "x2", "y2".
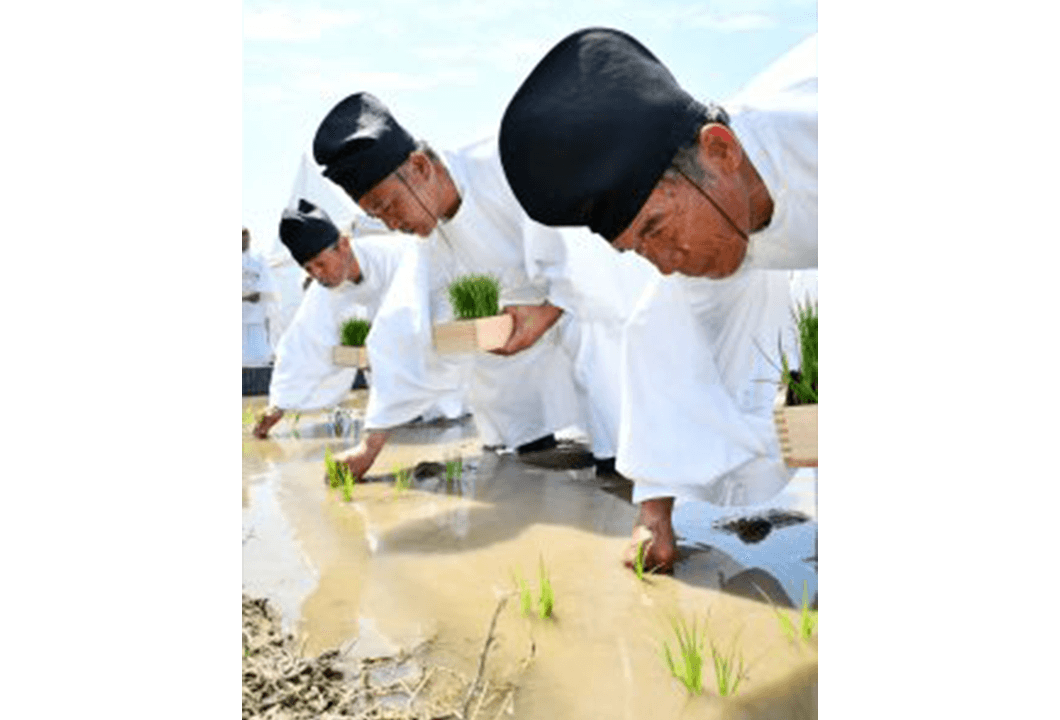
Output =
[{"x1": 242, "y1": 397, "x2": 817, "y2": 719}]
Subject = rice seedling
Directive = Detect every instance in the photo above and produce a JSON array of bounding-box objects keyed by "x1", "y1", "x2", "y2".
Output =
[
  {"x1": 341, "y1": 464, "x2": 355, "y2": 502},
  {"x1": 340, "y1": 318, "x2": 372, "y2": 347},
  {"x1": 708, "y1": 633, "x2": 746, "y2": 697},
  {"x1": 661, "y1": 613, "x2": 705, "y2": 695},
  {"x1": 448, "y1": 274, "x2": 501, "y2": 320},
  {"x1": 537, "y1": 556, "x2": 554, "y2": 619},
  {"x1": 324, "y1": 447, "x2": 342, "y2": 488},
  {"x1": 795, "y1": 581, "x2": 817, "y2": 640},
  {"x1": 759, "y1": 580, "x2": 817, "y2": 643},
  {"x1": 513, "y1": 570, "x2": 533, "y2": 618},
  {"x1": 290, "y1": 411, "x2": 302, "y2": 438},
  {"x1": 394, "y1": 465, "x2": 413, "y2": 494},
  {"x1": 444, "y1": 457, "x2": 463, "y2": 485}
]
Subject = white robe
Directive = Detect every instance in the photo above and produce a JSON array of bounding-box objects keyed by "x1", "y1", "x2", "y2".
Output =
[
  {"x1": 440, "y1": 139, "x2": 661, "y2": 458},
  {"x1": 617, "y1": 33, "x2": 818, "y2": 506},
  {"x1": 422, "y1": 147, "x2": 586, "y2": 449},
  {"x1": 243, "y1": 249, "x2": 280, "y2": 367},
  {"x1": 267, "y1": 233, "x2": 467, "y2": 423}
]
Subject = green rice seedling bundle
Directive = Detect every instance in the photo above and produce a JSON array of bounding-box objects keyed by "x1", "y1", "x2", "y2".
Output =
[
  {"x1": 796, "y1": 581, "x2": 817, "y2": 640},
  {"x1": 340, "y1": 318, "x2": 372, "y2": 347},
  {"x1": 341, "y1": 465, "x2": 355, "y2": 502},
  {"x1": 447, "y1": 274, "x2": 501, "y2": 320},
  {"x1": 325, "y1": 447, "x2": 342, "y2": 488},
  {"x1": 781, "y1": 300, "x2": 817, "y2": 405},
  {"x1": 661, "y1": 613, "x2": 705, "y2": 695}
]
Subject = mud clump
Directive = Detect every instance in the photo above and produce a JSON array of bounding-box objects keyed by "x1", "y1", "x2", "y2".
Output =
[{"x1": 242, "y1": 594, "x2": 523, "y2": 719}]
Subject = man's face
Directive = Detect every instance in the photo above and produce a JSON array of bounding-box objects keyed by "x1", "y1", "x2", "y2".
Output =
[
  {"x1": 357, "y1": 164, "x2": 438, "y2": 238},
  {"x1": 612, "y1": 175, "x2": 748, "y2": 278},
  {"x1": 303, "y1": 243, "x2": 348, "y2": 288}
]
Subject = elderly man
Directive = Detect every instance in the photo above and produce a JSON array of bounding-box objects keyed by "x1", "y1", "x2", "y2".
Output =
[
  {"x1": 497, "y1": 28, "x2": 818, "y2": 572},
  {"x1": 253, "y1": 200, "x2": 468, "y2": 477},
  {"x1": 311, "y1": 93, "x2": 648, "y2": 468}
]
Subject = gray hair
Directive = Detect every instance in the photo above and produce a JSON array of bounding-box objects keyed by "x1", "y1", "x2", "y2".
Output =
[{"x1": 663, "y1": 101, "x2": 731, "y2": 188}]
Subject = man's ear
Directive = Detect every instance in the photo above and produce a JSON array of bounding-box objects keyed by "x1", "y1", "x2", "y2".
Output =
[
  {"x1": 697, "y1": 123, "x2": 743, "y2": 176},
  {"x1": 406, "y1": 150, "x2": 433, "y2": 182}
]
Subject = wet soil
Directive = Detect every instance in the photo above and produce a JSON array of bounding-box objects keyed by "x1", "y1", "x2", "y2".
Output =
[
  {"x1": 243, "y1": 393, "x2": 818, "y2": 719},
  {"x1": 242, "y1": 593, "x2": 520, "y2": 719}
]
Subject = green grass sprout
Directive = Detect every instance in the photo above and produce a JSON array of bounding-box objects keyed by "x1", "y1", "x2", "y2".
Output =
[
  {"x1": 448, "y1": 274, "x2": 501, "y2": 320},
  {"x1": 445, "y1": 457, "x2": 463, "y2": 485},
  {"x1": 325, "y1": 447, "x2": 342, "y2": 488},
  {"x1": 661, "y1": 613, "x2": 705, "y2": 695},
  {"x1": 708, "y1": 633, "x2": 746, "y2": 697},
  {"x1": 341, "y1": 464, "x2": 355, "y2": 502},
  {"x1": 340, "y1": 318, "x2": 372, "y2": 347},
  {"x1": 633, "y1": 537, "x2": 648, "y2": 582},
  {"x1": 758, "y1": 580, "x2": 817, "y2": 643},
  {"x1": 797, "y1": 581, "x2": 817, "y2": 640},
  {"x1": 513, "y1": 570, "x2": 533, "y2": 618},
  {"x1": 394, "y1": 465, "x2": 412, "y2": 494},
  {"x1": 537, "y1": 556, "x2": 554, "y2": 619}
]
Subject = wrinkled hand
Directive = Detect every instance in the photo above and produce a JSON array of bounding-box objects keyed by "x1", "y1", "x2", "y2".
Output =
[
  {"x1": 490, "y1": 302, "x2": 563, "y2": 356},
  {"x1": 252, "y1": 408, "x2": 284, "y2": 439}
]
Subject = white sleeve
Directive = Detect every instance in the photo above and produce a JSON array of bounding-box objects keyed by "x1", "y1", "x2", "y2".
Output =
[{"x1": 363, "y1": 244, "x2": 470, "y2": 429}]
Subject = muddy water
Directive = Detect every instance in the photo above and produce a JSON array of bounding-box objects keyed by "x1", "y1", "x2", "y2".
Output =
[{"x1": 243, "y1": 393, "x2": 818, "y2": 719}]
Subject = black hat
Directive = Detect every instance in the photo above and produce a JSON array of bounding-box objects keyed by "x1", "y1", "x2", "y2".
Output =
[
  {"x1": 313, "y1": 92, "x2": 417, "y2": 201},
  {"x1": 279, "y1": 199, "x2": 339, "y2": 266},
  {"x1": 500, "y1": 28, "x2": 715, "y2": 241}
]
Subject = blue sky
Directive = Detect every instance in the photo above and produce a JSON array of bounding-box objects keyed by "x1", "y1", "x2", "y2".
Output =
[{"x1": 242, "y1": 0, "x2": 817, "y2": 247}]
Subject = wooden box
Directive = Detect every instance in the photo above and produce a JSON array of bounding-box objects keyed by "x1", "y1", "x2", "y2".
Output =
[
  {"x1": 773, "y1": 385, "x2": 818, "y2": 468},
  {"x1": 332, "y1": 345, "x2": 369, "y2": 368},
  {"x1": 432, "y1": 314, "x2": 513, "y2": 354}
]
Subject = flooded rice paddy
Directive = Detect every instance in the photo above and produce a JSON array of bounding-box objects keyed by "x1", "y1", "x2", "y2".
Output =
[{"x1": 242, "y1": 391, "x2": 818, "y2": 719}]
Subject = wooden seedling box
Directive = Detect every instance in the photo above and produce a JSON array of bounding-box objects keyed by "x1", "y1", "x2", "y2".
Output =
[
  {"x1": 432, "y1": 314, "x2": 513, "y2": 354},
  {"x1": 773, "y1": 385, "x2": 817, "y2": 468},
  {"x1": 332, "y1": 345, "x2": 369, "y2": 368}
]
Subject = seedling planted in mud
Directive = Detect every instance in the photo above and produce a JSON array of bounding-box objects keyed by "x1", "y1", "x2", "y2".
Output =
[
  {"x1": 444, "y1": 457, "x2": 463, "y2": 485},
  {"x1": 537, "y1": 557, "x2": 554, "y2": 619},
  {"x1": 511, "y1": 557, "x2": 555, "y2": 620},
  {"x1": 341, "y1": 465, "x2": 356, "y2": 502},
  {"x1": 661, "y1": 613, "x2": 706, "y2": 695},
  {"x1": 325, "y1": 447, "x2": 356, "y2": 501},
  {"x1": 708, "y1": 633, "x2": 746, "y2": 697},
  {"x1": 514, "y1": 570, "x2": 533, "y2": 618},
  {"x1": 633, "y1": 538, "x2": 648, "y2": 582},
  {"x1": 324, "y1": 447, "x2": 342, "y2": 488},
  {"x1": 394, "y1": 465, "x2": 413, "y2": 494},
  {"x1": 758, "y1": 580, "x2": 817, "y2": 643},
  {"x1": 448, "y1": 274, "x2": 501, "y2": 320}
]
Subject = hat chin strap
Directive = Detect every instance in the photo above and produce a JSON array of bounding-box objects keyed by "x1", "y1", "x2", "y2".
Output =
[
  {"x1": 674, "y1": 167, "x2": 749, "y2": 243},
  {"x1": 395, "y1": 170, "x2": 464, "y2": 261}
]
